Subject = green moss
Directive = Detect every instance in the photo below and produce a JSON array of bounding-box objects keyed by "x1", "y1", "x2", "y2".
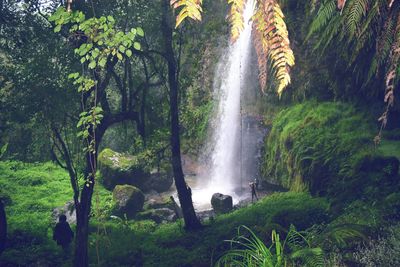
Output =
[
  {"x1": 98, "y1": 148, "x2": 141, "y2": 170},
  {"x1": 262, "y1": 101, "x2": 375, "y2": 195}
]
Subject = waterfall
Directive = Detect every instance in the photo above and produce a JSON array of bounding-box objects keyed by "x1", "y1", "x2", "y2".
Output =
[{"x1": 192, "y1": 0, "x2": 255, "y2": 209}]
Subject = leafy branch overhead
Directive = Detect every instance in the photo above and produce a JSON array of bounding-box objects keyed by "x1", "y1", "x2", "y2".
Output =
[
  {"x1": 170, "y1": 0, "x2": 295, "y2": 96},
  {"x1": 307, "y1": 0, "x2": 400, "y2": 141}
]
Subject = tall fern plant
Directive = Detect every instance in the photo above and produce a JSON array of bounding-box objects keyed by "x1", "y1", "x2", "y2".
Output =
[
  {"x1": 215, "y1": 225, "x2": 325, "y2": 267},
  {"x1": 307, "y1": 0, "x2": 400, "y2": 141}
]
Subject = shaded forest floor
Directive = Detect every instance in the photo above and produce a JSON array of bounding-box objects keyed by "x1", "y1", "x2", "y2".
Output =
[{"x1": 1, "y1": 138, "x2": 400, "y2": 267}]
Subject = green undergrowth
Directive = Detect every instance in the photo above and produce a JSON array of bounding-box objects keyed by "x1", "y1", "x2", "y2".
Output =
[
  {"x1": 0, "y1": 161, "x2": 112, "y2": 266},
  {"x1": 89, "y1": 192, "x2": 329, "y2": 266},
  {"x1": 262, "y1": 101, "x2": 375, "y2": 195}
]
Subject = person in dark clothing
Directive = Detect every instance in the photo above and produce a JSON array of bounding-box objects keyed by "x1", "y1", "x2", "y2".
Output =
[
  {"x1": 254, "y1": 178, "x2": 260, "y2": 190},
  {"x1": 249, "y1": 182, "x2": 258, "y2": 202},
  {"x1": 53, "y1": 215, "x2": 74, "y2": 256}
]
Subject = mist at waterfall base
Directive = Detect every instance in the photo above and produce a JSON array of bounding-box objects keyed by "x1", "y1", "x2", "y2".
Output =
[{"x1": 188, "y1": 0, "x2": 265, "y2": 211}]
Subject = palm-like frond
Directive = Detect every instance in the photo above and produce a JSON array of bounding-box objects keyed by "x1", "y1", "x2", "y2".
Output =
[
  {"x1": 344, "y1": 0, "x2": 369, "y2": 38},
  {"x1": 307, "y1": 0, "x2": 337, "y2": 40},
  {"x1": 228, "y1": 0, "x2": 246, "y2": 42},
  {"x1": 216, "y1": 225, "x2": 277, "y2": 267},
  {"x1": 170, "y1": 0, "x2": 203, "y2": 28},
  {"x1": 253, "y1": 0, "x2": 295, "y2": 96}
]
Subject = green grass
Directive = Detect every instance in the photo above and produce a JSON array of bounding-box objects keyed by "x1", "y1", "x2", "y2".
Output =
[
  {"x1": 89, "y1": 192, "x2": 329, "y2": 267},
  {"x1": 0, "y1": 160, "x2": 113, "y2": 266}
]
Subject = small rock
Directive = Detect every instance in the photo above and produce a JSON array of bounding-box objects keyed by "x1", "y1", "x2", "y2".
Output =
[
  {"x1": 113, "y1": 185, "x2": 145, "y2": 219},
  {"x1": 211, "y1": 193, "x2": 233, "y2": 214}
]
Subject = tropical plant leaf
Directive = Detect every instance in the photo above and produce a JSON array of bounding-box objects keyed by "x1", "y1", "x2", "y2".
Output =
[
  {"x1": 253, "y1": 0, "x2": 295, "y2": 96},
  {"x1": 170, "y1": 0, "x2": 203, "y2": 28},
  {"x1": 228, "y1": 0, "x2": 246, "y2": 42}
]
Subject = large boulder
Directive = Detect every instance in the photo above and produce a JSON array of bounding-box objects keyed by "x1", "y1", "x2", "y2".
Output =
[
  {"x1": 142, "y1": 172, "x2": 173, "y2": 193},
  {"x1": 98, "y1": 148, "x2": 148, "y2": 190},
  {"x1": 52, "y1": 200, "x2": 76, "y2": 224},
  {"x1": 113, "y1": 185, "x2": 145, "y2": 218},
  {"x1": 211, "y1": 193, "x2": 233, "y2": 214}
]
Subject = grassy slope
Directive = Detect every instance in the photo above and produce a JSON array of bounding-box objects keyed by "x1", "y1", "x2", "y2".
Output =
[
  {"x1": 0, "y1": 160, "x2": 330, "y2": 266},
  {"x1": 91, "y1": 192, "x2": 328, "y2": 267},
  {"x1": 262, "y1": 101, "x2": 376, "y2": 194},
  {"x1": 0, "y1": 161, "x2": 113, "y2": 266}
]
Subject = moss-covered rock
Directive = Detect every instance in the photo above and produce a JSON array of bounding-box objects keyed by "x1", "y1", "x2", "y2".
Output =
[
  {"x1": 112, "y1": 185, "x2": 144, "y2": 219},
  {"x1": 262, "y1": 101, "x2": 375, "y2": 195},
  {"x1": 98, "y1": 148, "x2": 149, "y2": 190},
  {"x1": 142, "y1": 173, "x2": 173, "y2": 193}
]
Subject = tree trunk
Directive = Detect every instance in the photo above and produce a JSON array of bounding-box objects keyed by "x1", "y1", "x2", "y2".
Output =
[
  {"x1": 0, "y1": 200, "x2": 6, "y2": 255},
  {"x1": 73, "y1": 126, "x2": 103, "y2": 267},
  {"x1": 73, "y1": 182, "x2": 93, "y2": 267},
  {"x1": 162, "y1": 0, "x2": 201, "y2": 230}
]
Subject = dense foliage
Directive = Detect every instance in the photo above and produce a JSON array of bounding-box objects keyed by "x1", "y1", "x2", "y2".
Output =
[{"x1": 1, "y1": 0, "x2": 400, "y2": 266}]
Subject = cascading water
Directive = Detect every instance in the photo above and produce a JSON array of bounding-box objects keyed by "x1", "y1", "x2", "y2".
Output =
[{"x1": 191, "y1": 0, "x2": 256, "y2": 209}]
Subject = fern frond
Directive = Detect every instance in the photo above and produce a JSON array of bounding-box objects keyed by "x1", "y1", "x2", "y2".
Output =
[
  {"x1": 307, "y1": 0, "x2": 337, "y2": 40},
  {"x1": 376, "y1": 13, "x2": 396, "y2": 66},
  {"x1": 253, "y1": 0, "x2": 295, "y2": 96},
  {"x1": 170, "y1": 0, "x2": 203, "y2": 28},
  {"x1": 343, "y1": 0, "x2": 369, "y2": 39},
  {"x1": 228, "y1": 0, "x2": 246, "y2": 42},
  {"x1": 290, "y1": 247, "x2": 325, "y2": 267},
  {"x1": 253, "y1": 23, "x2": 268, "y2": 90},
  {"x1": 316, "y1": 224, "x2": 367, "y2": 248}
]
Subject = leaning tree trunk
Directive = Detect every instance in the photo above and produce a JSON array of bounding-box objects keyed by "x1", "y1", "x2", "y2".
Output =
[
  {"x1": 0, "y1": 200, "x2": 6, "y2": 255},
  {"x1": 162, "y1": 0, "x2": 201, "y2": 230}
]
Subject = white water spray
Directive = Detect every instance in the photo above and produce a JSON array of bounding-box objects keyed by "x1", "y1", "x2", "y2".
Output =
[{"x1": 192, "y1": 0, "x2": 255, "y2": 209}]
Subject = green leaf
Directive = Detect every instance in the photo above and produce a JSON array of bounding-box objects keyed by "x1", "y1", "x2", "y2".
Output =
[
  {"x1": 107, "y1": 16, "x2": 115, "y2": 23},
  {"x1": 80, "y1": 57, "x2": 86, "y2": 63},
  {"x1": 119, "y1": 45, "x2": 126, "y2": 53},
  {"x1": 133, "y1": 42, "x2": 141, "y2": 50},
  {"x1": 88, "y1": 61, "x2": 97, "y2": 69},
  {"x1": 117, "y1": 52, "x2": 123, "y2": 61},
  {"x1": 126, "y1": 49, "x2": 132, "y2": 57},
  {"x1": 99, "y1": 58, "x2": 107, "y2": 68},
  {"x1": 54, "y1": 25, "x2": 62, "y2": 33},
  {"x1": 137, "y1": 27, "x2": 144, "y2": 37}
]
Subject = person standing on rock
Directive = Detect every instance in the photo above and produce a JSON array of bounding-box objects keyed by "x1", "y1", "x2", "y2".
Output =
[
  {"x1": 53, "y1": 214, "x2": 74, "y2": 257},
  {"x1": 249, "y1": 182, "x2": 258, "y2": 202}
]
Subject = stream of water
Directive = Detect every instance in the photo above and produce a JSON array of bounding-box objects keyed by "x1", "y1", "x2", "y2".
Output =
[{"x1": 191, "y1": 0, "x2": 256, "y2": 210}]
